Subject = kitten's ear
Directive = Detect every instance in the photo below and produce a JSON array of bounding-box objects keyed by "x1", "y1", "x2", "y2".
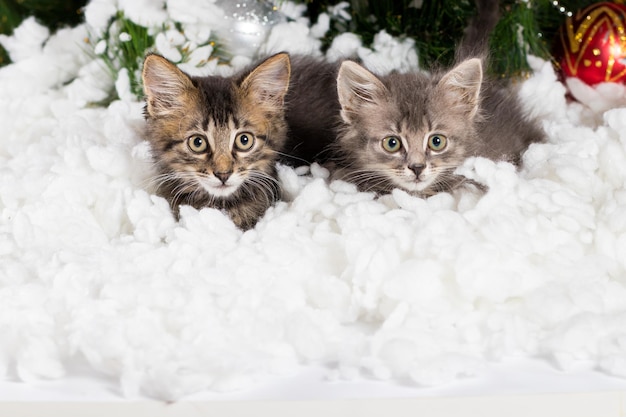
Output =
[
  {"x1": 239, "y1": 53, "x2": 291, "y2": 108},
  {"x1": 142, "y1": 54, "x2": 197, "y2": 117},
  {"x1": 436, "y1": 58, "x2": 483, "y2": 119},
  {"x1": 337, "y1": 61, "x2": 388, "y2": 123}
]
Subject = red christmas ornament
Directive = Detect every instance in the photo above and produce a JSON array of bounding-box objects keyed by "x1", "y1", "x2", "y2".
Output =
[{"x1": 556, "y1": 2, "x2": 626, "y2": 85}]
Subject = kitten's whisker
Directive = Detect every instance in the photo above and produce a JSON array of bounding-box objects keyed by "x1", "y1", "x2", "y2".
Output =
[
  {"x1": 245, "y1": 170, "x2": 280, "y2": 204},
  {"x1": 365, "y1": 177, "x2": 393, "y2": 194},
  {"x1": 143, "y1": 172, "x2": 178, "y2": 190},
  {"x1": 268, "y1": 150, "x2": 311, "y2": 166},
  {"x1": 172, "y1": 184, "x2": 193, "y2": 206},
  {"x1": 339, "y1": 167, "x2": 393, "y2": 193}
]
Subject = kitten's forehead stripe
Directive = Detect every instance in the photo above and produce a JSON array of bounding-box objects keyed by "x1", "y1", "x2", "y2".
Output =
[
  {"x1": 195, "y1": 76, "x2": 237, "y2": 126},
  {"x1": 383, "y1": 72, "x2": 432, "y2": 133},
  {"x1": 202, "y1": 116, "x2": 209, "y2": 132}
]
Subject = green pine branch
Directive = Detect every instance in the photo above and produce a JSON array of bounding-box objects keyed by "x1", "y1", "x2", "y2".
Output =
[
  {"x1": 1, "y1": 0, "x2": 609, "y2": 80},
  {"x1": 0, "y1": 0, "x2": 24, "y2": 65},
  {"x1": 0, "y1": 0, "x2": 87, "y2": 66},
  {"x1": 307, "y1": 0, "x2": 605, "y2": 78}
]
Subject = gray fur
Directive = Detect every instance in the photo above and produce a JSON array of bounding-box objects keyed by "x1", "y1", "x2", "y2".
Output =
[
  {"x1": 328, "y1": 0, "x2": 544, "y2": 196},
  {"x1": 331, "y1": 59, "x2": 544, "y2": 196},
  {"x1": 282, "y1": 56, "x2": 341, "y2": 165}
]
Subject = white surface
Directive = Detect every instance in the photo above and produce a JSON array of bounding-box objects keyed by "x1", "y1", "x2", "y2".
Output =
[
  {"x1": 0, "y1": 394, "x2": 624, "y2": 417},
  {"x1": 1, "y1": 363, "x2": 626, "y2": 417},
  {"x1": 2, "y1": 357, "x2": 626, "y2": 402},
  {"x1": 1, "y1": 360, "x2": 626, "y2": 417}
]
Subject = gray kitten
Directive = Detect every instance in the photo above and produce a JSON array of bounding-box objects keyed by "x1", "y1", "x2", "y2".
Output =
[
  {"x1": 331, "y1": 58, "x2": 544, "y2": 196},
  {"x1": 329, "y1": 0, "x2": 544, "y2": 196}
]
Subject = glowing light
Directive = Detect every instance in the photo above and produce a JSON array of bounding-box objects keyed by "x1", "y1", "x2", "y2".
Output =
[{"x1": 610, "y1": 44, "x2": 623, "y2": 57}]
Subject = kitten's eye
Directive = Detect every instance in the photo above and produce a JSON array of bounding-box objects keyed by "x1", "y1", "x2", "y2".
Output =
[
  {"x1": 428, "y1": 134, "x2": 447, "y2": 152},
  {"x1": 187, "y1": 135, "x2": 208, "y2": 153},
  {"x1": 382, "y1": 136, "x2": 402, "y2": 153},
  {"x1": 234, "y1": 132, "x2": 255, "y2": 151}
]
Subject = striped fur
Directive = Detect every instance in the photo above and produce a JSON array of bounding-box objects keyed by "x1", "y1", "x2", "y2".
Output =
[{"x1": 142, "y1": 53, "x2": 290, "y2": 229}]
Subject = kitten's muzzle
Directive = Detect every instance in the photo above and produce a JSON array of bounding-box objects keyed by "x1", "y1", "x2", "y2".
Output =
[
  {"x1": 214, "y1": 171, "x2": 233, "y2": 184},
  {"x1": 409, "y1": 164, "x2": 425, "y2": 178}
]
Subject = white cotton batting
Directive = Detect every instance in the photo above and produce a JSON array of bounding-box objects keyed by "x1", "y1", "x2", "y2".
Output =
[{"x1": 2, "y1": 2, "x2": 626, "y2": 401}]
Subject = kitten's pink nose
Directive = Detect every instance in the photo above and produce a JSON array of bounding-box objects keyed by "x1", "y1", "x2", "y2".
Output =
[
  {"x1": 214, "y1": 171, "x2": 232, "y2": 184},
  {"x1": 409, "y1": 164, "x2": 425, "y2": 178}
]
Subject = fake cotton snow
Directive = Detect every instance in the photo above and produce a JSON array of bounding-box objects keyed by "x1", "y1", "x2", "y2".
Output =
[{"x1": 1, "y1": 2, "x2": 626, "y2": 401}]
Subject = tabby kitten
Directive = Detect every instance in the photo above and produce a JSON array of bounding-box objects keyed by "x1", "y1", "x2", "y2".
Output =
[{"x1": 141, "y1": 53, "x2": 291, "y2": 229}]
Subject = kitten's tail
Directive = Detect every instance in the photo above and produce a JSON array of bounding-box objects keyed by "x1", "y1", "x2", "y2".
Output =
[{"x1": 456, "y1": 0, "x2": 500, "y2": 62}]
